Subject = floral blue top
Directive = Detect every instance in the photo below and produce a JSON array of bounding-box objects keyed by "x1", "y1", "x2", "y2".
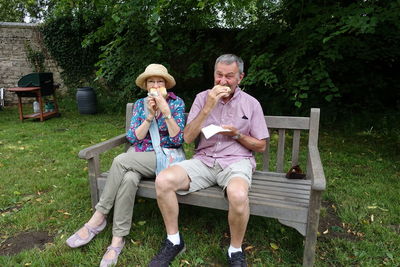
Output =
[{"x1": 126, "y1": 92, "x2": 185, "y2": 152}]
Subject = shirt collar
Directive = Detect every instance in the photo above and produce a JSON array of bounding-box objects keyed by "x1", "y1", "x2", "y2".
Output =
[{"x1": 167, "y1": 92, "x2": 177, "y2": 100}]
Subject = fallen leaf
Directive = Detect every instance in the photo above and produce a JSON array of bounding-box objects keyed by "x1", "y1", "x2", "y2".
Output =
[
  {"x1": 244, "y1": 245, "x2": 254, "y2": 251},
  {"x1": 130, "y1": 239, "x2": 141, "y2": 246},
  {"x1": 270, "y1": 243, "x2": 279, "y2": 250},
  {"x1": 323, "y1": 229, "x2": 329, "y2": 234},
  {"x1": 180, "y1": 259, "x2": 190, "y2": 265},
  {"x1": 370, "y1": 214, "x2": 374, "y2": 222},
  {"x1": 137, "y1": 221, "x2": 146, "y2": 226}
]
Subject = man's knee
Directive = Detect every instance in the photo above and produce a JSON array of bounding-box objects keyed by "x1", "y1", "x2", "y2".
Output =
[
  {"x1": 226, "y1": 179, "x2": 249, "y2": 211},
  {"x1": 155, "y1": 168, "x2": 177, "y2": 192},
  {"x1": 155, "y1": 166, "x2": 188, "y2": 193}
]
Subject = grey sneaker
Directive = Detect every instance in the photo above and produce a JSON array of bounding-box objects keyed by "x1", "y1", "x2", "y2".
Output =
[
  {"x1": 227, "y1": 251, "x2": 247, "y2": 267},
  {"x1": 148, "y1": 234, "x2": 185, "y2": 267}
]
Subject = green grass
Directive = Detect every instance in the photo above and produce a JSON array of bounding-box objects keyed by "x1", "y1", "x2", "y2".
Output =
[{"x1": 0, "y1": 102, "x2": 399, "y2": 266}]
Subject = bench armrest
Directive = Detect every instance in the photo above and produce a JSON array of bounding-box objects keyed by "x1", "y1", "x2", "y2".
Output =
[
  {"x1": 307, "y1": 145, "x2": 326, "y2": 191},
  {"x1": 78, "y1": 134, "x2": 128, "y2": 160}
]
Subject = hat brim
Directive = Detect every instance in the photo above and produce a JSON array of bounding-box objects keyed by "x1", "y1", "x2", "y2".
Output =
[{"x1": 135, "y1": 72, "x2": 176, "y2": 90}]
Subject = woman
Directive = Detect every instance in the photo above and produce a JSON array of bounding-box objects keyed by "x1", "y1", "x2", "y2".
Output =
[{"x1": 66, "y1": 64, "x2": 185, "y2": 267}]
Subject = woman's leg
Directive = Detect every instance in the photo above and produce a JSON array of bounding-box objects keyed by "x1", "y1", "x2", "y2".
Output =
[
  {"x1": 102, "y1": 151, "x2": 156, "y2": 260},
  {"x1": 102, "y1": 171, "x2": 140, "y2": 260},
  {"x1": 73, "y1": 150, "x2": 156, "y2": 240}
]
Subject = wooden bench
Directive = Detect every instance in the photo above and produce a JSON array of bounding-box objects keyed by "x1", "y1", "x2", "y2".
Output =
[{"x1": 78, "y1": 103, "x2": 326, "y2": 266}]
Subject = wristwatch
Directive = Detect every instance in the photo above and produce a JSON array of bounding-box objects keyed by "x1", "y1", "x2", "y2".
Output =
[
  {"x1": 163, "y1": 114, "x2": 172, "y2": 120},
  {"x1": 232, "y1": 132, "x2": 242, "y2": 140}
]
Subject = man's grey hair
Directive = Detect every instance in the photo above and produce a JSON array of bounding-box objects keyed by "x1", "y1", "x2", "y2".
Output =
[{"x1": 215, "y1": 54, "x2": 244, "y2": 74}]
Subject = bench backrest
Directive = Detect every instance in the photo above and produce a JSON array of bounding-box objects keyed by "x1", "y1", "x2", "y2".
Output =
[{"x1": 125, "y1": 103, "x2": 320, "y2": 173}]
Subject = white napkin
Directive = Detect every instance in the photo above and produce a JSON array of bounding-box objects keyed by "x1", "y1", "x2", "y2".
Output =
[{"x1": 201, "y1": 124, "x2": 231, "y2": 139}]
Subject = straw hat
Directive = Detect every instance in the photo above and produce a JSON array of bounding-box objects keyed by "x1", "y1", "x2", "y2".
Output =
[{"x1": 135, "y1": 64, "x2": 176, "y2": 90}]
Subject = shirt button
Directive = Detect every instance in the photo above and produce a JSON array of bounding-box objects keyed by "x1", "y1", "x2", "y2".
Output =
[{"x1": 214, "y1": 153, "x2": 217, "y2": 157}]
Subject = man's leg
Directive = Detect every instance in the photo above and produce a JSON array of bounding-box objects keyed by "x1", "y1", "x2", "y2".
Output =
[
  {"x1": 226, "y1": 177, "x2": 250, "y2": 248},
  {"x1": 155, "y1": 165, "x2": 190, "y2": 235},
  {"x1": 149, "y1": 165, "x2": 190, "y2": 267}
]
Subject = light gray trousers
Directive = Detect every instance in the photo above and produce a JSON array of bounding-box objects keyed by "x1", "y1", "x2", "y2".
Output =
[{"x1": 95, "y1": 147, "x2": 156, "y2": 237}]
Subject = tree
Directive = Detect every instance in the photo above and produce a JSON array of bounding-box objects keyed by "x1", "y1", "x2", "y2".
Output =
[{"x1": 0, "y1": 0, "x2": 52, "y2": 22}]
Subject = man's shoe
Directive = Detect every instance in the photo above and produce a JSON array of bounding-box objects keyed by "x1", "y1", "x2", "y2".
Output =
[
  {"x1": 148, "y1": 234, "x2": 185, "y2": 267},
  {"x1": 227, "y1": 251, "x2": 247, "y2": 267}
]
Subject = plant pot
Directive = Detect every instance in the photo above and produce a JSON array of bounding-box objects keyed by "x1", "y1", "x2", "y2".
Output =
[{"x1": 76, "y1": 87, "x2": 97, "y2": 114}]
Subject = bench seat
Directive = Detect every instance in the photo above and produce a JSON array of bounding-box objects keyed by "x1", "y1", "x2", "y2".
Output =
[{"x1": 96, "y1": 170, "x2": 311, "y2": 235}]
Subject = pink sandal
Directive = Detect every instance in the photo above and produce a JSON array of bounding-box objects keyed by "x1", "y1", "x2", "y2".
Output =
[
  {"x1": 66, "y1": 220, "x2": 107, "y2": 248},
  {"x1": 99, "y1": 241, "x2": 125, "y2": 267}
]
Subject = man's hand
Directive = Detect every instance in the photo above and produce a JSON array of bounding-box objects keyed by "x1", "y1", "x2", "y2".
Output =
[
  {"x1": 204, "y1": 85, "x2": 231, "y2": 113},
  {"x1": 219, "y1": 125, "x2": 239, "y2": 137}
]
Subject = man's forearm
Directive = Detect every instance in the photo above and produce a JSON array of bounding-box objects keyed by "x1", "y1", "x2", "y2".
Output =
[
  {"x1": 183, "y1": 109, "x2": 210, "y2": 144},
  {"x1": 236, "y1": 134, "x2": 267, "y2": 153}
]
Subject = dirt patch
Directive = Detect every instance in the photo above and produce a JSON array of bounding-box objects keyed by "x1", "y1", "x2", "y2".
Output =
[
  {"x1": 0, "y1": 231, "x2": 53, "y2": 256},
  {"x1": 318, "y1": 200, "x2": 361, "y2": 241}
]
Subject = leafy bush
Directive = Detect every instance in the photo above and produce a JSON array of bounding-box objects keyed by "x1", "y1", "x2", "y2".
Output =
[{"x1": 40, "y1": 0, "x2": 400, "y2": 116}]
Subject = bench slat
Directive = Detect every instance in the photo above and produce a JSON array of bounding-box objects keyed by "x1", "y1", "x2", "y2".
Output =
[
  {"x1": 292, "y1": 130, "x2": 301, "y2": 166},
  {"x1": 265, "y1": 116, "x2": 310, "y2": 130},
  {"x1": 262, "y1": 129, "x2": 272, "y2": 172},
  {"x1": 250, "y1": 192, "x2": 309, "y2": 205},
  {"x1": 251, "y1": 180, "x2": 310, "y2": 192},
  {"x1": 277, "y1": 129, "x2": 285, "y2": 172}
]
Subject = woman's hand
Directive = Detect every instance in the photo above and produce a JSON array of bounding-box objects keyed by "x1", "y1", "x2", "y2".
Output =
[
  {"x1": 153, "y1": 93, "x2": 171, "y2": 117},
  {"x1": 147, "y1": 96, "x2": 157, "y2": 118}
]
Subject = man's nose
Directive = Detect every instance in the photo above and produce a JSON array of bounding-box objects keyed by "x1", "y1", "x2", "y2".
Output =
[{"x1": 219, "y1": 77, "x2": 228, "y2": 85}]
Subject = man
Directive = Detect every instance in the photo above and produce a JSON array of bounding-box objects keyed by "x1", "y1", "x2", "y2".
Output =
[{"x1": 149, "y1": 54, "x2": 269, "y2": 267}]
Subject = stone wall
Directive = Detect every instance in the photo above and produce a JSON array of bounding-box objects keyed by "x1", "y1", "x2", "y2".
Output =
[{"x1": 0, "y1": 22, "x2": 65, "y2": 106}]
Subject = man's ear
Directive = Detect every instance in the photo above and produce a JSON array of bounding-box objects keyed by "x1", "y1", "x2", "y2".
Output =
[{"x1": 238, "y1": 72, "x2": 245, "y2": 84}]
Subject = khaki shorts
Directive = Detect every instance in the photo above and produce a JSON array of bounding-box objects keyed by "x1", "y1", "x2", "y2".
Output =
[{"x1": 176, "y1": 158, "x2": 252, "y2": 196}]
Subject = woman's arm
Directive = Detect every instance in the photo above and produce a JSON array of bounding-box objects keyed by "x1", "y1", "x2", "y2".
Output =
[{"x1": 126, "y1": 99, "x2": 153, "y2": 144}]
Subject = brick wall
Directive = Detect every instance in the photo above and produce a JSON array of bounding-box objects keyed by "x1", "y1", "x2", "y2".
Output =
[{"x1": 0, "y1": 22, "x2": 65, "y2": 106}]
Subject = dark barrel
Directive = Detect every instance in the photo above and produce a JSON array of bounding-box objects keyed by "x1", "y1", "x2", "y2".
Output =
[{"x1": 76, "y1": 87, "x2": 97, "y2": 114}]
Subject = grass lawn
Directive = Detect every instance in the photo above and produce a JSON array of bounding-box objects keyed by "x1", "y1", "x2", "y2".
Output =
[{"x1": 0, "y1": 101, "x2": 399, "y2": 266}]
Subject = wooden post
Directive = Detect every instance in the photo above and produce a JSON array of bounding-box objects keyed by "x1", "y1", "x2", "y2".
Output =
[
  {"x1": 303, "y1": 190, "x2": 322, "y2": 266},
  {"x1": 17, "y1": 96, "x2": 23, "y2": 121},
  {"x1": 88, "y1": 155, "x2": 100, "y2": 209}
]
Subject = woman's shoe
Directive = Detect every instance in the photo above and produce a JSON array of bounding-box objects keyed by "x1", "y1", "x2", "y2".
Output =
[
  {"x1": 99, "y1": 241, "x2": 125, "y2": 267},
  {"x1": 66, "y1": 219, "x2": 107, "y2": 248}
]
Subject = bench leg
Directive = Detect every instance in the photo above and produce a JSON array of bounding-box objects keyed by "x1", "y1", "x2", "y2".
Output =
[
  {"x1": 303, "y1": 190, "x2": 322, "y2": 267},
  {"x1": 88, "y1": 156, "x2": 101, "y2": 209}
]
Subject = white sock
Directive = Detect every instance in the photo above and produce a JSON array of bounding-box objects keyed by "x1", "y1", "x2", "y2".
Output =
[
  {"x1": 228, "y1": 245, "x2": 242, "y2": 257},
  {"x1": 167, "y1": 232, "x2": 180, "y2": 245}
]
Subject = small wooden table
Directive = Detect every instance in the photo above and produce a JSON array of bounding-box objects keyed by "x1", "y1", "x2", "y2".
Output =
[{"x1": 7, "y1": 86, "x2": 60, "y2": 122}]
